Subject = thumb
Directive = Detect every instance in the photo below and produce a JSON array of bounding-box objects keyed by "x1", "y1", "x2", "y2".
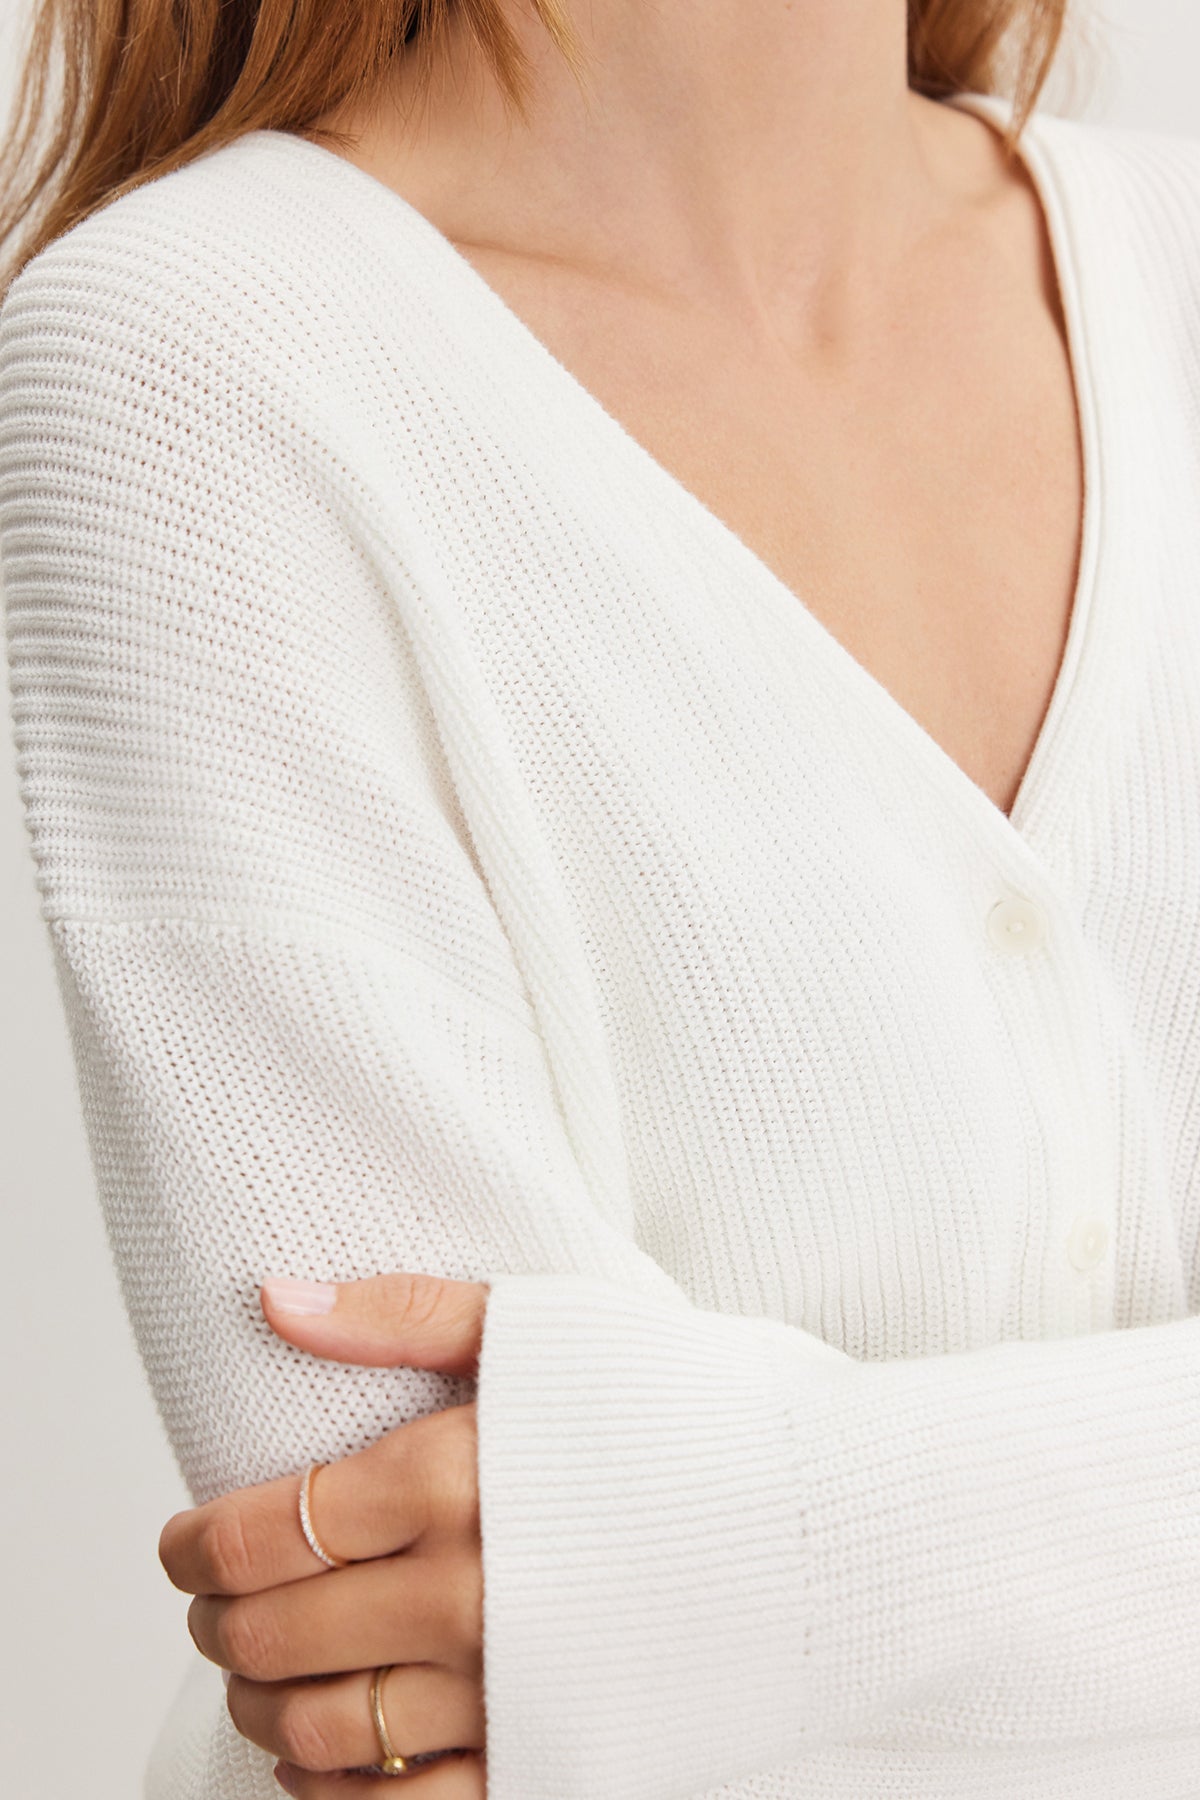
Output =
[{"x1": 260, "y1": 1271, "x2": 489, "y2": 1377}]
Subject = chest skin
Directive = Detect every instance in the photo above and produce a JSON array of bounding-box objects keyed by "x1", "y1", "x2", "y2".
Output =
[
  {"x1": 438, "y1": 100, "x2": 1085, "y2": 822},
  {"x1": 288, "y1": 97, "x2": 1199, "y2": 1353}
]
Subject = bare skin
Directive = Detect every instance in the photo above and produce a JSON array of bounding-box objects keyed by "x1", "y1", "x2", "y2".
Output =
[
  {"x1": 162, "y1": 7, "x2": 1088, "y2": 1794},
  {"x1": 310, "y1": 3, "x2": 1084, "y2": 821},
  {"x1": 162, "y1": 1273, "x2": 492, "y2": 1798}
]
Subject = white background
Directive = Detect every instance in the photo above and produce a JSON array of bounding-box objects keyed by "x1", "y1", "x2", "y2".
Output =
[{"x1": 1, "y1": 5, "x2": 1196, "y2": 1795}]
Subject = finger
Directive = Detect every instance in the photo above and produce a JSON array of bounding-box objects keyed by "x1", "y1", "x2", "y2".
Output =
[
  {"x1": 161, "y1": 1402, "x2": 477, "y2": 1595},
  {"x1": 275, "y1": 1749, "x2": 485, "y2": 1798},
  {"x1": 226, "y1": 1664, "x2": 485, "y2": 1770},
  {"x1": 190, "y1": 1543, "x2": 484, "y2": 1681},
  {"x1": 260, "y1": 1272, "x2": 488, "y2": 1376}
]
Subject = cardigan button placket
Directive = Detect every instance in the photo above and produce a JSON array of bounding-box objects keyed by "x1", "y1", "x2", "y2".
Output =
[
  {"x1": 985, "y1": 893, "x2": 1050, "y2": 955},
  {"x1": 1065, "y1": 1214, "x2": 1110, "y2": 1273},
  {"x1": 977, "y1": 866, "x2": 1115, "y2": 1329}
]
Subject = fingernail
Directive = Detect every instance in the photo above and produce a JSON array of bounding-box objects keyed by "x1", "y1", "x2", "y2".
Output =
[
  {"x1": 262, "y1": 1276, "x2": 337, "y2": 1315},
  {"x1": 273, "y1": 1764, "x2": 299, "y2": 1797}
]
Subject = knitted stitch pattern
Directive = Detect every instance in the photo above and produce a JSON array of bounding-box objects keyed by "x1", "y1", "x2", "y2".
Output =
[{"x1": 2, "y1": 91, "x2": 1199, "y2": 1799}]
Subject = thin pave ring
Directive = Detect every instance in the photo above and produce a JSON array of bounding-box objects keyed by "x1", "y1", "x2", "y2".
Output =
[
  {"x1": 297, "y1": 1461, "x2": 348, "y2": 1570},
  {"x1": 370, "y1": 1664, "x2": 411, "y2": 1775}
]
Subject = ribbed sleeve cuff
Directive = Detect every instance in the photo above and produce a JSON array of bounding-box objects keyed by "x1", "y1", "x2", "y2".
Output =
[
  {"x1": 475, "y1": 1272, "x2": 850, "y2": 1800},
  {"x1": 773, "y1": 1308, "x2": 1200, "y2": 1745},
  {"x1": 476, "y1": 1277, "x2": 1200, "y2": 1800}
]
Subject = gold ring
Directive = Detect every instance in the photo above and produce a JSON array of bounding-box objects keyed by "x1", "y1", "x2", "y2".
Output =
[
  {"x1": 370, "y1": 1664, "x2": 411, "y2": 1775},
  {"x1": 297, "y1": 1462, "x2": 347, "y2": 1570}
]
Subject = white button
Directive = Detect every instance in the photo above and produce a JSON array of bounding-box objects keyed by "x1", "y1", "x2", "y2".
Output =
[
  {"x1": 986, "y1": 894, "x2": 1049, "y2": 954},
  {"x1": 1065, "y1": 1215, "x2": 1110, "y2": 1272}
]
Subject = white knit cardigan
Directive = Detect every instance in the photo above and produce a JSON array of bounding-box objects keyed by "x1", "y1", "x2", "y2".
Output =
[{"x1": 2, "y1": 87, "x2": 1199, "y2": 1800}]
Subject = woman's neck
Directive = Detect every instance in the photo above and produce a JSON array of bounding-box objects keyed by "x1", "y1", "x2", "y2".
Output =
[{"x1": 313, "y1": 0, "x2": 1011, "y2": 356}]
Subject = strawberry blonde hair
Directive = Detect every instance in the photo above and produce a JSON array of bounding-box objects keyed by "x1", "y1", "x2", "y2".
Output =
[{"x1": 0, "y1": 0, "x2": 1071, "y2": 294}]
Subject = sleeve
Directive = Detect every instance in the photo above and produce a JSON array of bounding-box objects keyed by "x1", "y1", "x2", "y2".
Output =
[{"x1": 2, "y1": 228, "x2": 1198, "y2": 1800}]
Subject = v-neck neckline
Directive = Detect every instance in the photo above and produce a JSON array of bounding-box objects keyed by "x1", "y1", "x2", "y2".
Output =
[{"x1": 259, "y1": 89, "x2": 1109, "y2": 870}]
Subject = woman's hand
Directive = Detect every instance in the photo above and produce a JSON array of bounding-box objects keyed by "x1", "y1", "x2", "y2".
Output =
[{"x1": 158, "y1": 1272, "x2": 491, "y2": 1797}]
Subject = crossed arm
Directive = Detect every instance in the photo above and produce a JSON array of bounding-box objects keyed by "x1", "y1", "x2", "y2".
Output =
[
  {"x1": 161, "y1": 1272, "x2": 493, "y2": 1798},
  {"x1": 7, "y1": 237, "x2": 1200, "y2": 1800}
]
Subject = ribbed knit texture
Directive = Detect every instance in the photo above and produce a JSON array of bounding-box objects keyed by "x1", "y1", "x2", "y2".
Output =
[{"x1": 1, "y1": 88, "x2": 1198, "y2": 1799}]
